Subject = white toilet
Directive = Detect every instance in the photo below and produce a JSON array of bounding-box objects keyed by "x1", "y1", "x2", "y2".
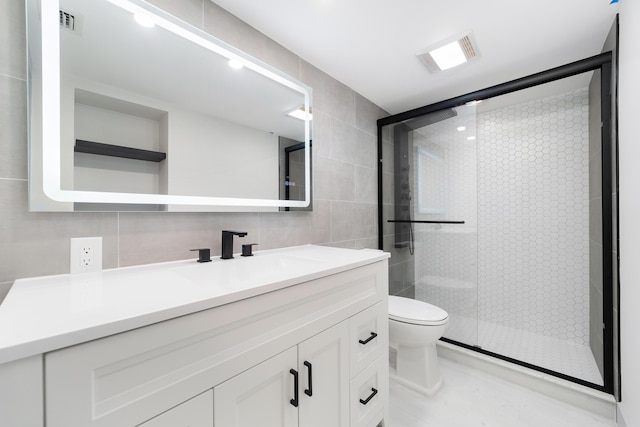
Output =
[{"x1": 388, "y1": 295, "x2": 449, "y2": 395}]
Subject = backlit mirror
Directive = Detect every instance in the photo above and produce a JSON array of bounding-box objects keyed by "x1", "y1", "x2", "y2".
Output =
[{"x1": 27, "y1": 0, "x2": 312, "y2": 211}]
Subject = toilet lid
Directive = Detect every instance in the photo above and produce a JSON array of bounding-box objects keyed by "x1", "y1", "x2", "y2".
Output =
[{"x1": 388, "y1": 296, "x2": 449, "y2": 325}]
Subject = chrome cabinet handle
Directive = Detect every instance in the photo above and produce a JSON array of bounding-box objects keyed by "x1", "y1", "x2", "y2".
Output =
[
  {"x1": 359, "y1": 332, "x2": 378, "y2": 345},
  {"x1": 359, "y1": 387, "x2": 378, "y2": 405}
]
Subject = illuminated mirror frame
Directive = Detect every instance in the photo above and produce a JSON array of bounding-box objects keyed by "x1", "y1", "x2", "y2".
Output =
[{"x1": 32, "y1": 0, "x2": 312, "y2": 208}]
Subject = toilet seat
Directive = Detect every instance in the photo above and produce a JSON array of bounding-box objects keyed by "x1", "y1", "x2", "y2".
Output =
[{"x1": 388, "y1": 296, "x2": 448, "y2": 326}]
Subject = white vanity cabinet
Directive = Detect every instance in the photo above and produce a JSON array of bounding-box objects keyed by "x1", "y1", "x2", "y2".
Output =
[
  {"x1": 0, "y1": 246, "x2": 389, "y2": 427},
  {"x1": 215, "y1": 322, "x2": 349, "y2": 427},
  {"x1": 138, "y1": 390, "x2": 214, "y2": 427}
]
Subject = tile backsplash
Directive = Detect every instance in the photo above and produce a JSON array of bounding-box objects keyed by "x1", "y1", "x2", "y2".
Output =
[{"x1": 0, "y1": 0, "x2": 386, "y2": 302}]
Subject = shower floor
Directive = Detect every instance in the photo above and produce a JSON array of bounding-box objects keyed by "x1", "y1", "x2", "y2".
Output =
[{"x1": 443, "y1": 314, "x2": 603, "y2": 386}]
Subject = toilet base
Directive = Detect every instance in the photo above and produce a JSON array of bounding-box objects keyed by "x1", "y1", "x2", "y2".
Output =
[{"x1": 390, "y1": 342, "x2": 444, "y2": 396}]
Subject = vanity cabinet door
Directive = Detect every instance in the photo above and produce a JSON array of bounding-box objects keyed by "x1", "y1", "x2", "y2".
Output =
[
  {"x1": 138, "y1": 390, "x2": 213, "y2": 427},
  {"x1": 298, "y1": 321, "x2": 350, "y2": 427},
  {"x1": 214, "y1": 322, "x2": 350, "y2": 427},
  {"x1": 214, "y1": 347, "x2": 299, "y2": 427}
]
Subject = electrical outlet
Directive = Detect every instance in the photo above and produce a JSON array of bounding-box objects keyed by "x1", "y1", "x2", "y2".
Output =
[{"x1": 70, "y1": 237, "x2": 103, "y2": 274}]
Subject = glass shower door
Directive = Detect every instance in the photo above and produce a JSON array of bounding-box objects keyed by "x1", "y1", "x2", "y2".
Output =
[
  {"x1": 379, "y1": 67, "x2": 609, "y2": 389},
  {"x1": 380, "y1": 103, "x2": 479, "y2": 347}
]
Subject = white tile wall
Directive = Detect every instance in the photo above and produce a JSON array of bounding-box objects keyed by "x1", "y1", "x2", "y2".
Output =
[
  {"x1": 410, "y1": 86, "x2": 594, "y2": 379},
  {"x1": 477, "y1": 87, "x2": 590, "y2": 345}
]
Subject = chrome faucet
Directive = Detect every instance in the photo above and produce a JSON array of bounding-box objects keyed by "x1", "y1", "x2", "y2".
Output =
[{"x1": 221, "y1": 230, "x2": 247, "y2": 259}]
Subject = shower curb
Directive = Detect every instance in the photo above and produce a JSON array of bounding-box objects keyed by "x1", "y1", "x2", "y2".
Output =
[{"x1": 436, "y1": 340, "x2": 617, "y2": 421}]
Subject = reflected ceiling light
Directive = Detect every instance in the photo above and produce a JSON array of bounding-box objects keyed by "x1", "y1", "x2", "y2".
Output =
[
  {"x1": 467, "y1": 136, "x2": 476, "y2": 141},
  {"x1": 466, "y1": 100, "x2": 483, "y2": 106},
  {"x1": 133, "y1": 12, "x2": 155, "y2": 28},
  {"x1": 287, "y1": 106, "x2": 313, "y2": 121},
  {"x1": 228, "y1": 58, "x2": 244, "y2": 69},
  {"x1": 457, "y1": 126, "x2": 466, "y2": 132},
  {"x1": 416, "y1": 31, "x2": 479, "y2": 73}
]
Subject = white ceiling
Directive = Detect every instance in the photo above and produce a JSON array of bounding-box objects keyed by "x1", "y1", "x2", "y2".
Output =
[{"x1": 212, "y1": 0, "x2": 619, "y2": 115}]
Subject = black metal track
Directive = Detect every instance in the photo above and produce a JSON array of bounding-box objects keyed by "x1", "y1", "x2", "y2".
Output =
[
  {"x1": 377, "y1": 125, "x2": 384, "y2": 250},
  {"x1": 601, "y1": 59, "x2": 614, "y2": 395},
  {"x1": 440, "y1": 338, "x2": 607, "y2": 392},
  {"x1": 378, "y1": 52, "x2": 612, "y2": 127},
  {"x1": 387, "y1": 220, "x2": 465, "y2": 224}
]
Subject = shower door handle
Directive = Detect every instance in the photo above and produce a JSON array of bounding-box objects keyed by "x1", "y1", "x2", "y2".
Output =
[{"x1": 387, "y1": 219, "x2": 465, "y2": 224}]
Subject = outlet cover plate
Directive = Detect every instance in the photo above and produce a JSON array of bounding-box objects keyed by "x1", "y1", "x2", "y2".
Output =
[{"x1": 70, "y1": 237, "x2": 103, "y2": 274}]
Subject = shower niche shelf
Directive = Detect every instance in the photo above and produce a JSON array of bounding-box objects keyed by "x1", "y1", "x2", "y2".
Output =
[{"x1": 74, "y1": 139, "x2": 167, "y2": 162}]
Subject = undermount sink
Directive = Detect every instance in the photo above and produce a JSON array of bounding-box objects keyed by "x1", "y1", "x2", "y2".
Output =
[{"x1": 171, "y1": 251, "x2": 329, "y2": 288}]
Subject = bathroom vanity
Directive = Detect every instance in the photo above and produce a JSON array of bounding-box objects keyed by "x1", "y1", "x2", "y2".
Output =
[{"x1": 0, "y1": 245, "x2": 389, "y2": 427}]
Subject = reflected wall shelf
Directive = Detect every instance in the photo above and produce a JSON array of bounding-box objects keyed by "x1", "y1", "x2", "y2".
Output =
[{"x1": 74, "y1": 139, "x2": 167, "y2": 162}]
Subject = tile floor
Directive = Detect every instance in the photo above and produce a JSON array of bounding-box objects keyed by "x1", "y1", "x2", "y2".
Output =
[{"x1": 388, "y1": 357, "x2": 616, "y2": 427}]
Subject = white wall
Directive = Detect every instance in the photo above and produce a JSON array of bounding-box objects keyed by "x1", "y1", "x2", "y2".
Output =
[
  {"x1": 618, "y1": 2, "x2": 640, "y2": 425},
  {"x1": 166, "y1": 108, "x2": 279, "y2": 200}
]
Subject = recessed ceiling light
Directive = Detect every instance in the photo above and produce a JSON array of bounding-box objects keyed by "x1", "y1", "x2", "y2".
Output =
[
  {"x1": 457, "y1": 126, "x2": 466, "y2": 132},
  {"x1": 287, "y1": 106, "x2": 312, "y2": 121},
  {"x1": 134, "y1": 13, "x2": 155, "y2": 28},
  {"x1": 416, "y1": 31, "x2": 479, "y2": 73},
  {"x1": 430, "y1": 41, "x2": 467, "y2": 70}
]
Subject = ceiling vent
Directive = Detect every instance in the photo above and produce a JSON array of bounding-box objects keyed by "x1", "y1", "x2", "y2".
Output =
[
  {"x1": 458, "y1": 35, "x2": 477, "y2": 60},
  {"x1": 59, "y1": 9, "x2": 83, "y2": 34},
  {"x1": 416, "y1": 31, "x2": 480, "y2": 73}
]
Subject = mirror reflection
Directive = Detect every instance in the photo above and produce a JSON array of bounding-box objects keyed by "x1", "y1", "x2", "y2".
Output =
[{"x1": 28, "y1": 0, "x2": 312, "y2": 211}]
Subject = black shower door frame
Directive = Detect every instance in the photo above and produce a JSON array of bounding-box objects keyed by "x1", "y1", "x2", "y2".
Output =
[{"x1": 377, "y1": 51, "x2": 616, "y2": 394}]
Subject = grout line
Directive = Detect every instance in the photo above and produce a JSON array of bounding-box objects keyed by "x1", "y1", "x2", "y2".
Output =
[
  {"x1": 0, "y1": 72, "x2": 27, "y2": 82},
  {"x1": 0, "y1": 177, "x2": 28, "y2": 182},
  {"x1": 257, "y1": 212, "x2": 262, "y2": 252},
  {"x1": 116, "y1": 212, "x2": 120, "y2": 268}
]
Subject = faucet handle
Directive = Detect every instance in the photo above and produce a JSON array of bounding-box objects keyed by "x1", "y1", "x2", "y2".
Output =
[
  {"x1": 241, "y1": 243, "x2": 259, "y2": 257},
  {"x1": 222, "y1": 230, "x2": 248, "y2": 237},
  {"x1": 190, "y1": 248, "x2": 212, "y2": 263}
]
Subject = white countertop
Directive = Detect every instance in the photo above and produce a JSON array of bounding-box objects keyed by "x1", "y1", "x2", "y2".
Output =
[{"x1": 0, "y1": 245, "x2": 389, "y2": 365}]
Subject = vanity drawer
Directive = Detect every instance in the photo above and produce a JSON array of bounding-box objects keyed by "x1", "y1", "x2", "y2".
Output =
[
  {"x1": 138, "y1": 390, "x2": 213, "y2": 427},
  {"x1": 350, "y1": 355, "x2": 388, "y2": 427},
  {"x1": 349, "y1": 302, "x2": 387, "y2": 378}
]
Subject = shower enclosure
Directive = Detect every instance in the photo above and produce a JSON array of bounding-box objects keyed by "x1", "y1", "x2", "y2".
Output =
[{"x1": 378, "y1": 53, "x2": 616, "y2": 393}]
